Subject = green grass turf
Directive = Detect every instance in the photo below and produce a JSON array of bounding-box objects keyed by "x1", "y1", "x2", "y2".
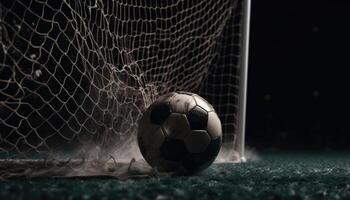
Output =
[{"x1": 1, "y1": 151, "x2": 350, "y2": 200}]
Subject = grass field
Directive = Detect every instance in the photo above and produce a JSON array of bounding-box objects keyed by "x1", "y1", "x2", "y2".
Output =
[{"x1": 1, "y1": 151, "x2": 349, "y2": 200}]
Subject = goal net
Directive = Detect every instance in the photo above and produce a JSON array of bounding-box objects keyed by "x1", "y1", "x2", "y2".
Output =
[{"x1": 0, "y1": 0, "x2": 250, "y2": 178}]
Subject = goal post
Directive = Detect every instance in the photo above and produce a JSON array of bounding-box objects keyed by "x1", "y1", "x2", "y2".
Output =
[
  {"x1": 236, "y1": 0, "x2": 251, "y2": 162},
  {"x1": 0, "y1": 0, "x2": 251, "y2": 177}
]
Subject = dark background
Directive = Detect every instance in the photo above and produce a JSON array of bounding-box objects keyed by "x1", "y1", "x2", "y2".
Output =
[
  {"x1": 247, "y1": 0, "x2": 350, "y2": 149},
  {"x1": 1, "y1": 0, "x2": 348, "y2": 151}
]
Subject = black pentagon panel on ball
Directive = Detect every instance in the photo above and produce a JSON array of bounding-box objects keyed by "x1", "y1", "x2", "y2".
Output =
[
  {"x1": 160, "y1": 138, "x2": 189, "y2": 162},
  {"x1": 163, "y1": 113, "x2": 192, "y2": 139},
  {"x1": 182, "y1": 153, "x2": 216, "y2": 173},
  {"x1": 204, "y1": 137, "x2": 222, "y2": 157},
  {"x1": 187, "y1": 106, "x2": 208, "y2": 130},
  {"x1": 184, "y1": 130, "x2": 211, "y2": 153},
  {"x1": 150, "y1": 102, "x2": 172, "y2": 125}
]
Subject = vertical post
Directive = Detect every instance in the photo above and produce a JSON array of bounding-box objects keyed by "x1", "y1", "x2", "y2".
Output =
[{"x1": 236, "y1": 0, "x2": 251, "y2": 162}]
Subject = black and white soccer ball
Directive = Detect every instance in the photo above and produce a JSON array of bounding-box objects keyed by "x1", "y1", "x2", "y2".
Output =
[{"x1": 137, "y1": 91, "x2": 222, "y2": 174}]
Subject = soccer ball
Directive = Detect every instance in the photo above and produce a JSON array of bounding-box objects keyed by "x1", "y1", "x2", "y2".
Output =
[{"x1": 137, "y1": 91, "x2": 222, "y2": 174}]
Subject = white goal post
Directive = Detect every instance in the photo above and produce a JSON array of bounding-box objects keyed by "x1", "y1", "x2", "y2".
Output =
[
  {"x1": 236, "y1": 0, "x2": 251, "y2": 162},
  {"x1": 0, "y1": 0, "x2": 251, "y2": 177}
]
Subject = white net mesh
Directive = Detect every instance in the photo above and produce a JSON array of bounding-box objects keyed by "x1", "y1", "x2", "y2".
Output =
[{"x1": 0, "y1": 0, "x2": 248, "y2": 177}]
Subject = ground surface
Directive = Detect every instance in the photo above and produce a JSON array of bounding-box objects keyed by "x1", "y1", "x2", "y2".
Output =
[{"x1": 0, "y1": 151, "x2": 350, "y2": 200}]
